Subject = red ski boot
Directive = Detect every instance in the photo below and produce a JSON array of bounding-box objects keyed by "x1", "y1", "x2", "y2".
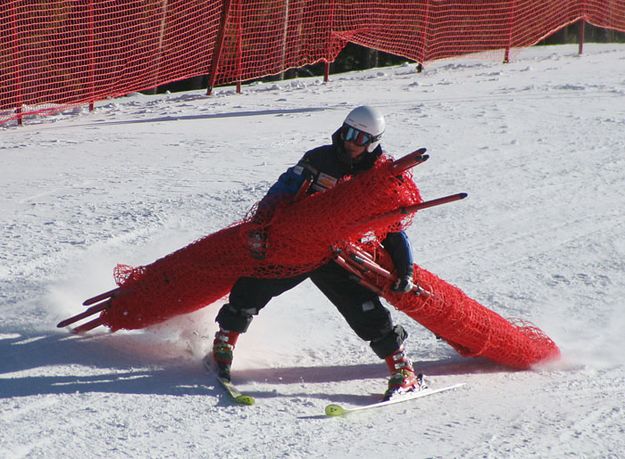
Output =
[
  {"x1": 206, "y1": 329, "x2": 239, "y2": 382},
  {"x1": 383, "y1": 347, "x2": 426, "y2": 400}
]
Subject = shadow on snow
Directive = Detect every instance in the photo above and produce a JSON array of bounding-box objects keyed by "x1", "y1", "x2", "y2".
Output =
[{"x1": 0, "y1": 328, "x2": 507, "y2": 401}]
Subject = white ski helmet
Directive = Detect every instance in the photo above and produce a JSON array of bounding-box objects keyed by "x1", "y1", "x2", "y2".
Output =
[{"x1": 341, "y1": 105, "x2": 385, "y2": 152}]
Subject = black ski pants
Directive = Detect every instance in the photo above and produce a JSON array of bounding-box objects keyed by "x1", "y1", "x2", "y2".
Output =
[{"x1": 215, "y1": 261, "x2": 407, "y2": 359}]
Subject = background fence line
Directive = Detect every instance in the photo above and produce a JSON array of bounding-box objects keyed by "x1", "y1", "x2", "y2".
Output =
[{"x1": 1, "y1": 0, "x2": 624, "y2": 126}]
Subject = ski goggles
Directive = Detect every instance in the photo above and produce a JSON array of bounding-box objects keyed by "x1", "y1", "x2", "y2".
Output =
[{"x1": 340, "y1": 124, "x2": 382, "y2": 147}]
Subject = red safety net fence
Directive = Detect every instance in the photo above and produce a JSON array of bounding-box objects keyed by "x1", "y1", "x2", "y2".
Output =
[
  {"x1": 1, "y1": 0, "x2": 624, "y2": 125},
  {"x1": 59, "y1": 151, "x2": 559, "y2": 369}
]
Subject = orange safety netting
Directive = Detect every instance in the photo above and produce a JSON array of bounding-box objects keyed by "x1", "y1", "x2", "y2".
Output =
[
  {"x1": 85, "y1": 153, "x2": 559, "y2": 369},
  {"x1": 101, "y1": 155, "x2": 422, "y2": 330},
  {"x1": 2, "y1": 0, "x2": 624, "y2": 124},
  {"x1": 361, "y1": 248, "x2": 560, "y2": 369}
]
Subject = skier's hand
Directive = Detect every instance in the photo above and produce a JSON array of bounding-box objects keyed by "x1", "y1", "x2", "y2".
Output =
[
  {"x1": 247, "y1": 229, "x2": 268, "y2": 260},
  {"x1": 392, "y1": 275, "x2": 414, "y2": 293}
]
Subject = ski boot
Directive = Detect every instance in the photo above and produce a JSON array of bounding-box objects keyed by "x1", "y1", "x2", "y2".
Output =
[
  {"x1": 205, "y1": 328, "x2": 239, "y2": 382},
  {"x1": 383, "y1": 346, "x2": 426, "y2": 401}
]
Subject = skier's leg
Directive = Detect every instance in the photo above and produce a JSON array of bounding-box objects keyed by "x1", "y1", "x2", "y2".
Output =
[
  {"x1": 215, "y1": 275, "x2": 307, "y2": 332},
  {"x1": 210, "y1": 274, "x2": 307, "y2": 379},
  {"x1": 311, "y1": 261, "x2": 423, "y2": 396},
  {"x1": 310, "y1": 261, "x2": 402, "y2": 350}
]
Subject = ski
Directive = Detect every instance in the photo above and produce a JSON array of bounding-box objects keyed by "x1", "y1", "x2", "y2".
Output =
[
  {"x1": 216, "y1": 376, "x2": 256, "y2": 406},
  {"x1": 202, "y1": 357, "x2": 255, "y2": 406},
  {"x1": 324, "y1": 383, "x2": 465, "y2": 416}
]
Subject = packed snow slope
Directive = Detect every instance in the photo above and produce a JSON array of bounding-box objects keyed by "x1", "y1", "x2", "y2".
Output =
[{"x1": 1, "y1": 44, "x2": 624, "y2": 458}]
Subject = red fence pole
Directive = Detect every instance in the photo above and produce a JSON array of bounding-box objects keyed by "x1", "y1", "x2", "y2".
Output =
[
  {"x1": 10, "y1": 3, "x2": 23, "y2": 126},
  {"x1": 150, "y1": 0, "x2": 169, "y2": 96},
  {"x1": 236, "y1": 0, "x2": 242, "y2": 93},
  {"x1": 207, "y1": 0, "x2": 233, "y2": 95},
  {"x1": 578, "y1": 19, "x2": 585, "y2": 55},
  {"x1": 419, "y1": 0, "x2": 432, "y2": 67},
  {"x1": 88, "y1": 0, "x2": 95, "y2": 111},
  {"x1": 324, "y1": 0, "x2": 335, "y2": 83},
  {"x1": 504, "y1": 1, "x2": 517, "y2": 63}
]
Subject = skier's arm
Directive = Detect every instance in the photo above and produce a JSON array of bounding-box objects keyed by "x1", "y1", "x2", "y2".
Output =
[
  {"x1": 381, "y1": 231, "x2": 415, "y2": 292},
  {"x1": 253, "y1": 160, "x2": 315, "y2": 224}
]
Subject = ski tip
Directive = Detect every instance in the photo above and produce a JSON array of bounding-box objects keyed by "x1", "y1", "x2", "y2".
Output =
[
  {"x1": 234, "y1": 395, "x2": 256, "y2": 406},
  {"x1": 325, "y1": 404, "x2": 346, "y2": 417}
]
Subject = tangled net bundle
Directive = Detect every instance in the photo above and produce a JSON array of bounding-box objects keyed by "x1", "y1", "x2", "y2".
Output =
[
  {"x1": 98, "y1": 156, "x2": 559, "y2": 368},
  {"x1": 102, "y1": 157, "x2": 420, "y2": 330}
]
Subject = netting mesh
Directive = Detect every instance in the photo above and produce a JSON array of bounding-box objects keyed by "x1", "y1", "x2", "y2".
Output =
[
  {"x1": 375, "y1": 254, "x2": 561, "y2": 369},
  {"x1": 101, "y1": 157, "x2": 421, "y2": 330},
  {"x1": 97, "y1": 156, "x2": 559, "y2": 369},
  {"x1": 2, "y1": 0, "x2": 624, "y2": 124},
  {"x1": 1, "y1": 0, "x2": 223, "y2": 121}
]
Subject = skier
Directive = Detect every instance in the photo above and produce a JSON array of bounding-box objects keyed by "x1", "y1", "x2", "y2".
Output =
[{"x1": 208, "y1": 106, "x2": 424, "y2": 399}]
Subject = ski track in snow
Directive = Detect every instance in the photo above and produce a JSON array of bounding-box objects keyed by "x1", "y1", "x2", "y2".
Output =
[{"x1": 1, "y1": 44, "x2": 625, "y2": 458}]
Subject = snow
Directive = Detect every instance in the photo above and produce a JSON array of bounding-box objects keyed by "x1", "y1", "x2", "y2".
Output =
[{"x1": 1, "y1": 43, "x2": 625, "y2": 458}]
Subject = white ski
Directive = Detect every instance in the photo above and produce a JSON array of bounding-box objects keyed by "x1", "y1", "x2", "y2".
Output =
[
  {"x1": 324, "y1": 383, "x2": 466, "y2": 416},
  {"x1": 203, "y1": 356, "x2": 255, "y2": 405},
  {"x1": 216, "y1": 376, "x2": 256, "y2": 406}
]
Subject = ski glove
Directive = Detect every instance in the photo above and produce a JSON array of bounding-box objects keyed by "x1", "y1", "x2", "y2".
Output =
[{"x1": 392, "y1": 275, "x2": 414, "y2": 293}]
